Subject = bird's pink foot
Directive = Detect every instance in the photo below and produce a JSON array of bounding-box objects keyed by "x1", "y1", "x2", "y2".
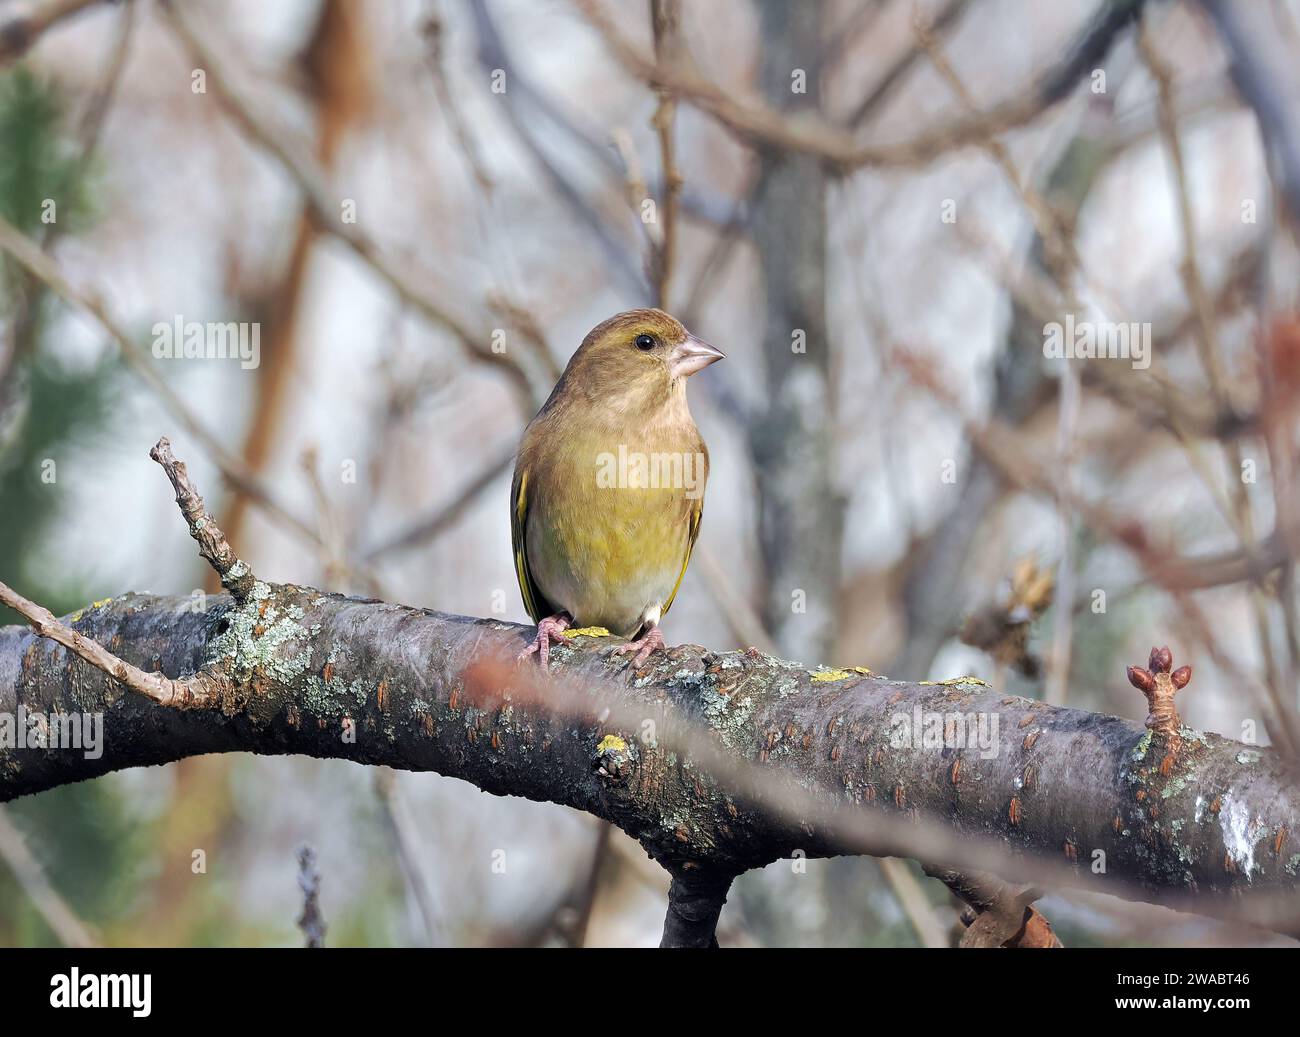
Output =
[
  {"x1": 518, "y1": 613, "x2": 572, "y2": 667},
  {"x1": 612, "y1": 624, "x2": 666, "y2": 668}
]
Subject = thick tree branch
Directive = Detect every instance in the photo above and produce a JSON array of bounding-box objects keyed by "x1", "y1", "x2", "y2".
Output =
[{"x1": 4, "y1": 583, "x2": 1300, "y2": 934}]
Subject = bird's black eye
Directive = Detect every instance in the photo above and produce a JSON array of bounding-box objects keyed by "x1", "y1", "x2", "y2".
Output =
[{"x1": 635, "y1": 334, "x2": 655, "y2": 351}]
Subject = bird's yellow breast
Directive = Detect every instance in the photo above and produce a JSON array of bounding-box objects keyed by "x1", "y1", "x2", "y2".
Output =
[{"x1": 518, "y1": 420, "x2": 706, "y2": 636}]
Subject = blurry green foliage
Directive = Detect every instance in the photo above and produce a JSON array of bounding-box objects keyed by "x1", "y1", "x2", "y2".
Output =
[
  {"x1": 0, "y1": 63, "x2": 115, "y2": 620},
  {"x1": 0, "y1": 65, "x2": 92, "y2": 234},
  {"x1": 0, "y1": 64, "x2": 136, "y2": 947},
  {"x1": 0, "y1": 351, "x2": 119, "y2": 620}
]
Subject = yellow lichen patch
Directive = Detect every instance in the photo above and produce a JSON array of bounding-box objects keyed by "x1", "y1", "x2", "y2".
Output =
[
  {"x1": 850, "y1": 666, "x2": 874, "y2": 676},
  {"x1": 67, "y1": 598, "x2": 114, "y2": 624},
  {"x1": 596, "y1": 734, "x2": 628, "y2": 755},
  {"x1": 919, "y1": 675, "x2": 988, "y2": 687},
  {"x1": 564, "y1": 626, "x2": 611, "y2": 639},
  {"x1": 811, "y1": 669, "x2": 853, "y2": 683}
]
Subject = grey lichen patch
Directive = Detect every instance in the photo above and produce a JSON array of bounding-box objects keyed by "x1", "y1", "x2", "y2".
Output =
[
  {"x1": 1130, "y1": 730, "x2": 1154, "y2": 762},
  {"x1": 547, "y1": 642, "x2": 579, "y2": 666},
  {"x1": 677, "y1": 667, "x2": 756, "y2": 756},
  {"x1": 1235, "y1": 749, "x2": 1261, "y2": 765},
  {"x1": 204, "y1": 582, "x2": 313, "y2": 685},
  {"x1": 705, "y1": 689, "x2": 755, "y2": 749},
  {"x1": 1286, "y1": 854, "x2": 1300, "y2": 877},
  {"x1": 221, "y1": 558, "x2": 251, "y2": 586},
  {"x1": 1160, "y1": 776, "x2": 1189, "y2": 800},
  {"x1": 300, "y1": 676, "x2": 339, "y2": 716}
]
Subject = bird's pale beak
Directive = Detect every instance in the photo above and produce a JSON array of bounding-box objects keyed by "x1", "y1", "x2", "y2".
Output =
[{"x1": 670, "y1": 334, "x2": 726, "y2": 378}]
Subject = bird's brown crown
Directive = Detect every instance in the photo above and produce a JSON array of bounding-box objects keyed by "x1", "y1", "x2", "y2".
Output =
[{"x1": 579, "y1": 308, "x2": 689, "y2": 353}]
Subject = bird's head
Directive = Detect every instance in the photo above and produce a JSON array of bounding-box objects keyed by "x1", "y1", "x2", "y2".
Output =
[{"x1": 560, "y1": 308, "x2": 724, "y2": 410}]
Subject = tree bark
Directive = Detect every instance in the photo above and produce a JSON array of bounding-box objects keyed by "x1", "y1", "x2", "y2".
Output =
[{"x1": 3, "y1": 586, "x2": 1299, "y2": 936}]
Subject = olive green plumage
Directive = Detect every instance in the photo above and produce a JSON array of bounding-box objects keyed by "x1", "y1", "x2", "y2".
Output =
[{"x1": 512, "y1": 309, "x2": 720, "y2": 639}]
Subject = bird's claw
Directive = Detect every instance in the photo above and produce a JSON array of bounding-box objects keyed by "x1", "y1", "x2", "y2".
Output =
[
  {"x1": 518, "y1": 614, "x2": 572, "y2": 668},
  {"x1": 612, "y1": 625, "x2": 666, "y2": 669}
]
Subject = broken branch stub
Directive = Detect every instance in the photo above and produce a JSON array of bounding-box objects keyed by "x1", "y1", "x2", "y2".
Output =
[{"x1": 150, "y1": 437, "x2": 256, "y2": 601}]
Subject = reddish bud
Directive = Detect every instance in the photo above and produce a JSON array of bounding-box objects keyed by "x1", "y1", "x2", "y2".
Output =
[
  {"x1": 1171, "y1": 665, "x2": 1192, "y2": 689},
  {"x1": 1149, "y1": 646, "x2": 1173, "y2": 674},
  {"x1": 1127, "y1": 666, "x2": 1156, "y2": 694}
]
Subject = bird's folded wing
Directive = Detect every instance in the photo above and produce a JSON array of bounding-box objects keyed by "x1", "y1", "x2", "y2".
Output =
[
  {"x1": 511, "y1": 466, "x2": 555, "y2": 624},
  {"x1": 661, "y1": 497, "x2": 703, "y2": 618}
]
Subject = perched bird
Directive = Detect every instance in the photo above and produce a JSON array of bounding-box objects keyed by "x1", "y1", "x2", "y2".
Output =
[{"x1": 512, "y1": 308, "x2": 724, "y2": 667}]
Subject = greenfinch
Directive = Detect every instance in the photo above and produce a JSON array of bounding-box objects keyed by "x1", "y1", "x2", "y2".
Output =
[{"x1": 512, "y1": 308, "x2": 724, "y2": 666}]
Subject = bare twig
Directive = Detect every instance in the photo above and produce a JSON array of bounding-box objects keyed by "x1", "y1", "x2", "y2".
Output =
[
  {"x1": 893, "y1": 349, "x2": 1293, "y2": 595},
  {"x1": 568, "y1": 820, "x2": 613, "y2": 948},
  {"x1": 373, "y1": 769, "x2": 442, "y2": 947},
  {"x1": 151, "y1": 437, "x2": 256, "y2": 601},
  {"x1": 0, "y1": 213, "x2": 321, "y2": 548},
  {"x1": 878, "y1": 857, "x2": 949, "y2": 948},
  {"x1": 0, "y1": 579, "x2": 221, "y2": 709},
  {"x1": 161, "y1": 1, "x2": 539, "y2": 410},
  {"x1": 573, "y1": 0, "x2": 1145, "y2": 174},
  {"x1": 0, "y1": 805, "x2": 98, "y2": 948},
  {"x1": 362, "y1": 448, "x2": 515, "y2": 562},
  {"x1": 649, "y1": 0, "x2": 682, "y2": 309},
  {"x1": 295, "y1": 844, "x2": 326, "y2": 948},
  {"x1": 845, "y1": 0, "x2": 971, "y2": 127}
]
